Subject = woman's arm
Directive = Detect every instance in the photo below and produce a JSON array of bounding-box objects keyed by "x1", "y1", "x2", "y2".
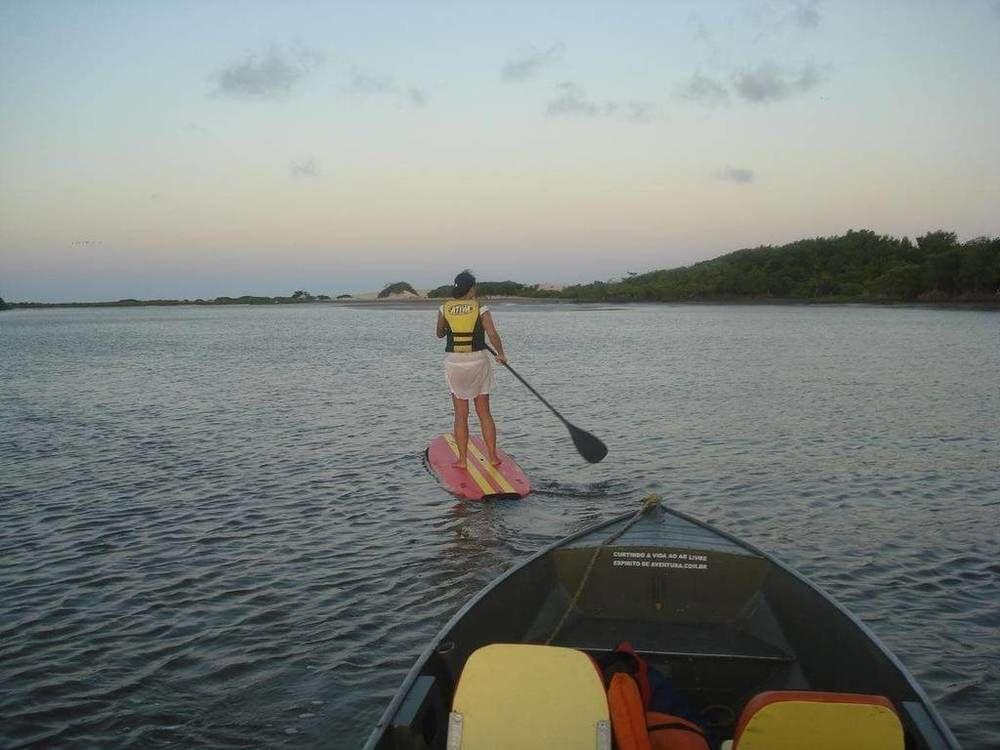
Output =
[
  {"x1": 436, "y1": 310, "x2": 448, "y2": 338},
  {"x1": 481, "y1": 312, "x2": 506, "y2": 363}
]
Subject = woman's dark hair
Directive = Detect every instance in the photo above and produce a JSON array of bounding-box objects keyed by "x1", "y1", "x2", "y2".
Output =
[{"x1": 453, "y1": 269, "x2": 476, "y2": 298}]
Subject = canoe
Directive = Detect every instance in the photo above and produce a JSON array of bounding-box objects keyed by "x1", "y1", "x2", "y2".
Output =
[{"x1": 363, "y1": 497, "x2": 959, "y2": 749}]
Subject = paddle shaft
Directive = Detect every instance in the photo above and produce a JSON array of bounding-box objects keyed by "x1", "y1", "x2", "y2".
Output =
[
  {"x1": 484, "y1": 344, "x2": 569, "y2": 427},
  {"x1": 483, "y1": 344, "x2": 608, "y2": 463}
]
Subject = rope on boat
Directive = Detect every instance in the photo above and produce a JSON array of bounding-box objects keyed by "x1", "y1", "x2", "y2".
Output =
[{"x1": 546, "y1": 494, "x2": 661, "y2": 645}]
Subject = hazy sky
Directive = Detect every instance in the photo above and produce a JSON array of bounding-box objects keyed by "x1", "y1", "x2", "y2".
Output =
[{"x1": 2, "y1": 1, "x2": 998, "y2": 301}]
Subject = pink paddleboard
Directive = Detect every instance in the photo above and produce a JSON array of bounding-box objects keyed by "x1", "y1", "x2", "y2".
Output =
[{"x1": 426, "y1": 433, "x2": 531, "y2": 501}]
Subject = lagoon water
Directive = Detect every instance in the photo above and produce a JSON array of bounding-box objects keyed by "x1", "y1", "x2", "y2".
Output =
[{"x1": 1, "y1": 303, "x2": 998, "y2": 749}]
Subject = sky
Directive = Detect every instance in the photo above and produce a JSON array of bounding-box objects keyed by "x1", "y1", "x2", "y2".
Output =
[{"x1": 1, "y1": 0, "x2": 998, "y2": 301}]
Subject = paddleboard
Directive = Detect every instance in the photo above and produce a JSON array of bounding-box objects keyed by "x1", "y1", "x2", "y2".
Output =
[{"x1": 426, "y1": 433, "x2": 531, "y2": 501}]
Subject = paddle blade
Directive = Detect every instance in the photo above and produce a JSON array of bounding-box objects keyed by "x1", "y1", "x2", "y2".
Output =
[{"x1": 568, "y1": 423, "x2": 608, "y2": 463}]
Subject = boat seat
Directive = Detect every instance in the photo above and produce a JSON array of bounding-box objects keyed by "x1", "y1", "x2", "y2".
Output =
[
  {"x1": 720, "y1": 690, "x2": 904, "y2": 750},
  {"x1": 447, "y1": 643, "x2": 611, "y2": 749}
]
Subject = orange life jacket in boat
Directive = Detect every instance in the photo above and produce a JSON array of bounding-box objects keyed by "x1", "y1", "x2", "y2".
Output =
[
  {"x1": 608, "y1": 672, "x2": 710, "y2": 750},
  {"x1": 609, "y1": 672, "x2": 653, "y2": 750},
  {"x1": 646, "y1": 710, "x2": 710, "y2": 750}
]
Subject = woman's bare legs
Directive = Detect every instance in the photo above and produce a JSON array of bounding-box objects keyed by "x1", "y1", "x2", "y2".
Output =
[
  {"x1": 473, "y1": 394, "x2": 501, "y2": 466},
  {"x1": 451, "y1": 395, "x2": 470, "y2": 468}
]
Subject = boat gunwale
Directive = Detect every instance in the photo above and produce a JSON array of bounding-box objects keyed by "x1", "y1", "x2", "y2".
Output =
[
  {"x1": 663, "y1": 503, "x2": 962, "y2": 750},
  {"x1": 361, "y1": 508, "x2": 638, "y2": 748},
  {"x1": 361, "y1": 502, "x2": 961, "y2": 749}
]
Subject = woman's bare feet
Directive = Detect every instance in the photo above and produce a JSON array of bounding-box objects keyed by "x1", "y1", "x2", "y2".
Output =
[{"x1": 488, "y1": 454, "x2": 502, "y2": 467}]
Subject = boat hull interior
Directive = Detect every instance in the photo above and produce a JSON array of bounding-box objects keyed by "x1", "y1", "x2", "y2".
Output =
[{"x1": 365, "y1": 502, "x2": 958, "y2": 750}]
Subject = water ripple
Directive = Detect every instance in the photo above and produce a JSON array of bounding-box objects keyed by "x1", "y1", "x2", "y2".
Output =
[{"x1": 1, "y1": 304, "x2": 997, "y2": 748}]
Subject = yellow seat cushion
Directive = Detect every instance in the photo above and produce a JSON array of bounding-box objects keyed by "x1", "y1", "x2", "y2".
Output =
[
  {"x1": 734, "y1": 691, "x2": 904, "y2": 750},
  {"x1": 449, "y1": 643, "x2": 610, "y2": 749}
]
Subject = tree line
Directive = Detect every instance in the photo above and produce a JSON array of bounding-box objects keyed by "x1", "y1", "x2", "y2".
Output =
[
  {"x1": 426, "y1": 281, "x2": 560, "y2": 298},
  {"x1": 423, "y1": 230, "x2": 997, "y2": 303},
  {"x1": 7, "y1": 292, "x2": 331, "y2": 308},
  {"x1": 560, "y1": 230, "x2": 999, "y2": 303}
]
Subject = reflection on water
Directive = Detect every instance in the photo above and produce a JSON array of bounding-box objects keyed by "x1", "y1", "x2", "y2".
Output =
[{"x1": 1, "y1": 303, "x2": 997, "y2": 748}]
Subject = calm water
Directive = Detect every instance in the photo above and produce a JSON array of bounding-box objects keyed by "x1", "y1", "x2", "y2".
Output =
[{"x1": 1, "y1": 303, "x2": 997, "y2": 749}]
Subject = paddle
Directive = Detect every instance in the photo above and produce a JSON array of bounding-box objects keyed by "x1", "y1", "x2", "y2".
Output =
[{"x1": 485, "y1": 344, "x2": 608, "y2": 463}]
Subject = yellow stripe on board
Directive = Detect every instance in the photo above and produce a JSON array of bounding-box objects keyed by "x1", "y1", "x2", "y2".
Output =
[
  {"x1": 464, "y1": 440, "x2": 516, "y2": 494},
  {"x1": 444, "y1": 433, "x2": 497, "y2": 496}
]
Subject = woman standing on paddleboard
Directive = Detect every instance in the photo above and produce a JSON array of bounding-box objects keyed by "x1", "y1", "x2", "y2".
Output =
[{"x1": 436, "y1": 270, "x2": 507, "y2": 470}]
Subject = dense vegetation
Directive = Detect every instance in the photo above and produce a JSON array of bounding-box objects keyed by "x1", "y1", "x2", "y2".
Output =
[
  {"x1": 210, "y1": 291, "x2": 330, "y2": 304},
  {"x1": 562, "y1": 230, "x2": 999, "y2": 303},
  {"x1": 378, "y1": 281, "x2": 418, "y2": 298},
  {"x1": 0, "y1": 296, "x2": 10, "y2": 311},
  {"x1": 427, "y1": 281, "x2": 560, "y2": 298},
  {"x1": 426, "y1": 284, "x2": 454, "y2": 298}
]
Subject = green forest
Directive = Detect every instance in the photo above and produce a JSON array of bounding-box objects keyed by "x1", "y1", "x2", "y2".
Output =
[
  {"x1": 427, "y1": 281, "x2": 560, "y2": 298},
  {"x1": 560, "y1": 230, "x2": 999, "y2": 303},
  {"x1": 427, "y1": 230, "x2": 998, "y2": 303}
]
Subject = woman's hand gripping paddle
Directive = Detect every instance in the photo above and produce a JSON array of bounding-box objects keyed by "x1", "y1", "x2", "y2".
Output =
[{"x1": 485, "y1": 345, "x2": 608, "y2": 463}]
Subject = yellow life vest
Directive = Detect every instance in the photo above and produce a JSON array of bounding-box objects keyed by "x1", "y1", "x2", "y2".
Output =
[{"x1": 443, "y1": 299, "x2": 486, "y2": 353}]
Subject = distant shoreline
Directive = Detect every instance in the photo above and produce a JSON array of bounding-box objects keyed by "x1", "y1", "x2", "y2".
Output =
[
  {"x1": 5, "y1": 295, "x2": 998, "y2": 311},
  {"x1": 5, "y1": 228, "x2": 996, "y2": 312},
  {"x1": 4, "y1": 228, "x2": 997, "y2": 312},
  {"x1": 3, "y1": 296, "x2": 562, "y2": 310}
]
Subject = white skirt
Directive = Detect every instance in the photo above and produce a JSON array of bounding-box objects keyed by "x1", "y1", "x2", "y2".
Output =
[{"x1": 444, "y1": 350, "x2": 495, "y2": 400}]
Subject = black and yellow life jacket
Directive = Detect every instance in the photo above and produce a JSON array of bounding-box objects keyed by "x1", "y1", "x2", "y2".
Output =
[{"x1": 443, "y1": 299, "x2": 486, "y2": 353}]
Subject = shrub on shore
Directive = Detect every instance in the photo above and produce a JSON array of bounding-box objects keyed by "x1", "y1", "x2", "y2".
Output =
[{"x1": 378, "y1": 282, "x2": 419, "y2": 298}]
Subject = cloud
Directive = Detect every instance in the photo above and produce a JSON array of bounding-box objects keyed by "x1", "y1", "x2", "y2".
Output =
[
  {"x1": 717, "y1": 166, "x2": 755, "y2": 184},
  {"x1": 214, "y1": 44, "x2": 324, "y2": 98},
  {"x1": 546, "y1": 82, "x2": 601, "y2": 117},
  {"x1": 408, "y1": 87, "x2": 428, "y2": 107},
  {"x1": 350, "y1": 66, "x2": 428, "y2": 107},
  {"x1": 501, "y1": 45, "x2": 563, "y2": 82},
  {"x1": 738, "y1": 0, "x2": 823, "y2": 40},
  {"x1": 622, "y1": 101, "x2": 657, "y2": 123},
  {"x1": 795, "y1": 62, "x2": 825, "y2": 90},
  {"x1": 791, "y1": 1, "x2": 822, "y2": 29},
  {"x1": 677, "y1": 73, "x2": 730, "y2": 106},
  {"x1": 993, "y1": 0, "x2": 1000, "y2": 17},
  {"x1": 687, "y1": 12, "x2": 712, "y2": 42},
  {"x1": 600, "y1": 101, "x2": 657, "y2": 123},
  {"x1": 350, "y1": 69, "x2": 395, "y2": 95},
  {"x1": 545, "y1": 82, "x2": 658, "y2": 122},
  {"x1": 732, "y1": 61, "x2": 827, "y2": 103},
  {"x1": 290, "y1": 158, "x2": 320, "y2": 178}
]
